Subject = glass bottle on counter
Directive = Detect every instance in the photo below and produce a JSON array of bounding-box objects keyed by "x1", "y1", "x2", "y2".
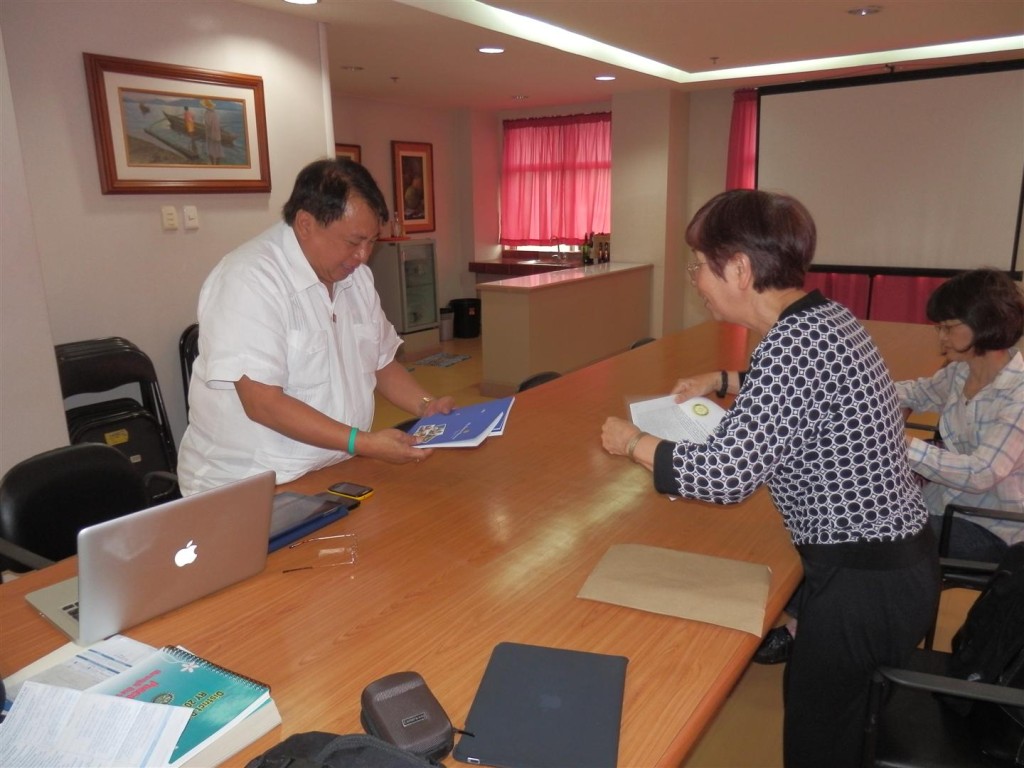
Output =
[{"x1": 582, "y1": 232, "x2": 594, "y2": 265}]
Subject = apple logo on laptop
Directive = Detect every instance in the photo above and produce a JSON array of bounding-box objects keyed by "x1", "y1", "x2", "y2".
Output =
[{"x1": 174, "y1": 540, "x2": 198, "y2": 567}]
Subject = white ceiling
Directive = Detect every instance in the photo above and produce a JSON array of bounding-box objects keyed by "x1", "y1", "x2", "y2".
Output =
[{"x1": 234, "y1": 0, "x2": 1024, "y2": 110}]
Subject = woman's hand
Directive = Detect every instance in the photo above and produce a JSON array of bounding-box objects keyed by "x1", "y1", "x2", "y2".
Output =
[
  {"x1": 601, "y1": 416, "x2": 641, "y2": 457},
  {"x1": 671, "y1": 371, "x2": 721, "y2": 403}
]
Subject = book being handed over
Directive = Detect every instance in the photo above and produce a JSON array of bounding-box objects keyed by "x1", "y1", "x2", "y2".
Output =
[
  {"x1": 629, "y1": 395, "x2": 726, "y2": 444},
  {"x1": 410, "y1": 396, "x2": 515, "y2": 448}
]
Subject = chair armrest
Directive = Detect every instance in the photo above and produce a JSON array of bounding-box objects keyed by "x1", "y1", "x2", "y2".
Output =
[
  {"x1": 940, "y1": 502, "x2": 1024, "y2": 558},
  {"x1": 143, "y1": 470, "x2": 179, "y2": 504},
  {"x1": 940, "y1": 556, "x2": 998, "y2": 574},
  {"x1": 877, "y1": 666, "x2": 1024, "y2": 708},
  {"x1": 0, "y1": 537, "x2": 55, "y2": 571},
  {"x1": 948, "y1": 503, "x2": 1024, "y2": 524}
]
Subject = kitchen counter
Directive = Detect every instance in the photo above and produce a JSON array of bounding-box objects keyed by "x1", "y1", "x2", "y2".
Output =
[
  {"x1": 469, "y1": 256, "x2": 582, "y2": 279},
  {"x1": 477, "y1": 262, "x2": 653, "y2": 395}
]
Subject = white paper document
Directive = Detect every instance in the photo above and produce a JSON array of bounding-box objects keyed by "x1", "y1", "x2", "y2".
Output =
[
  {"x1": 629, "y1": 395, "x2": 726, "y2": 443},
  {"x1": 0, "y1": 681, "x2": 190, "y2": 767},
  {"x1": 4, "y1": 635, "x2": 155, "y2": 709}
]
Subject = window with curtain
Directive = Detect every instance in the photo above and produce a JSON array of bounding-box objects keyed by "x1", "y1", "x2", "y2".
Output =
[
  {"x1": 499, "y1": 112, "x2": 611, "y2": 247},
  {"x1": 726, "y1": 89, "x2": 757, "y2": 191}
]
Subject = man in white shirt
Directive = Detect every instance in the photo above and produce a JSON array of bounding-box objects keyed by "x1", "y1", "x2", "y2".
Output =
[{"x1": 178, "y1": 159, "x2": 453, "y2": 495}]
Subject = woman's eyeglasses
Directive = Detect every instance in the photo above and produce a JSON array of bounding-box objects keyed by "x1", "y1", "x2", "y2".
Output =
[
  {"x1": 686, "y1": 260, "x2": 706, "y2": 277},
  {"x1": 933, "y1": 321, "x2": 964, "y2": 334}
]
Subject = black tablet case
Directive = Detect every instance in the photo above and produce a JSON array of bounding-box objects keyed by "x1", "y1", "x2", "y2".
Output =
[
  {"x1": 268, "y1": 492, "x2": 358, "y2": 552},
  {"x1": 453, "y1": 642, "x2": 628, "y2": 768}
]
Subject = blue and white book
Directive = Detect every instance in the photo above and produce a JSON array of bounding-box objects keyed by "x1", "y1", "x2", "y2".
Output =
[
  {"x1": 411, "y1": 396, "x2": 515, "y2": 448},
  {"x1": 87, "y1": 645, "x2": 278, "y2": 767}
]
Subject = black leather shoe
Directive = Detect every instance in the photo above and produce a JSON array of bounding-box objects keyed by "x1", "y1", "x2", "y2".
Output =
[{"x1": 754, "y1": 625, "x2": 793, "y2": 665}]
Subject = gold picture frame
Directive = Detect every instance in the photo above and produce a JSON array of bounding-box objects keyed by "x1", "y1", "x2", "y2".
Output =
[
  {"x1": 391, "y1": 140, "x2": 435, "y2": 233},
  {"x1": 83, "y1": 53, "x2": 271, "y2": 194}
]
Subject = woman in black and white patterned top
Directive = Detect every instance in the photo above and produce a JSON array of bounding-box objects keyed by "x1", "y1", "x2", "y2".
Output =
[{"x1": 601, "y1": 189, "x2": 939, "y2": 768}]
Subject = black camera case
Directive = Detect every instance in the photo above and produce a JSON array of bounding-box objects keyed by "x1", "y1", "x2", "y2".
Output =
[{"x1": 360, "y1": 671, "x2": 454, "y2": 764}]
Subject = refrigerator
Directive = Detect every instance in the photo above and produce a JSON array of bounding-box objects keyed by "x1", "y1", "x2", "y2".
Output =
[{"x1": 368, "y1": 239, "x2": 439, "y2": 334}]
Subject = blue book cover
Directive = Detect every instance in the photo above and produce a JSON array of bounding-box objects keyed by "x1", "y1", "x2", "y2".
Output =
[
  {"x1": 410, "y1": 396, "x2": 515, "y2": 448},
  {"x1": 88, "y1": 645, "x2": 270, "y2": 766}
]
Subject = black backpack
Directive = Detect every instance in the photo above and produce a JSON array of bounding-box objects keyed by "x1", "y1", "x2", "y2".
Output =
[
  {"x1": 949, "y1": 543, "x2": 1024, "y2": 685},
  {"x1": 945, "y1": 542, "x2": 1024, "y2": 764},
  {"x1": 245, "y1": 732, "x2": 436, "y2": 768}
]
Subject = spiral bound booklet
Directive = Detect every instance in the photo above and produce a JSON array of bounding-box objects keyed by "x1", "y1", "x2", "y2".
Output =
[{"x1": 88, "y1": 645, "x2": 278, "y2": 767}]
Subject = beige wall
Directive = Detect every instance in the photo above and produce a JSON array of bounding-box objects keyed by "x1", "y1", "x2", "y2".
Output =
[
  {"x1": 0, "y1": 0, "x2": 331, "y2": 472},
  {"x1": 0, "y1": 31, "x2": 69, "y2": 472}
]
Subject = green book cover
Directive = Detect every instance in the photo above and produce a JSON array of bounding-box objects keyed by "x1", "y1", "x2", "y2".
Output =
[{"x1": 87, "y1": 645, "x2": 270, "y2": 766}]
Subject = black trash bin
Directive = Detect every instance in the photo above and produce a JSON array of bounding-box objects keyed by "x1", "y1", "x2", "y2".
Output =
[{"x1": 449, "y1": 298, "x2": 481, "y2": 338}]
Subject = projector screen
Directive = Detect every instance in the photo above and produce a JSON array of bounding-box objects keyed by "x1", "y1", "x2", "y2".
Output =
[{"x1": 757, "y1": 63, "x2": 1023, "y2": 273}]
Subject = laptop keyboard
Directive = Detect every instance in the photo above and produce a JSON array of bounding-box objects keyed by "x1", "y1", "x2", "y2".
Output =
[{"x1": 62, "y1": 601, "x2": 80, "y2": 621}]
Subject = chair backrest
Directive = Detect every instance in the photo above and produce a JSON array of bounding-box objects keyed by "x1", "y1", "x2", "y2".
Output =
[
  {"x1": 179, "y1": 323, "x2": 200, "y2": 410},
  {"x1": 517, "y1": 371, "x2": 561, "y2": 392},
  {"x1": 0, "y1": 443, "x2": 149, "y2": 572}
]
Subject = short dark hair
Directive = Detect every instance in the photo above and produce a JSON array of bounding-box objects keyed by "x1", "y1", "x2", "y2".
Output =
[
  {"x1": 685, "y1": 189, "x2": 816, "y2": 291},
  {"x1": 926, "y1": 269, "x2": 1024, "y2": 353},
  {"x1": 282, "y1": 158, "x2": 390, "y2": 227}
]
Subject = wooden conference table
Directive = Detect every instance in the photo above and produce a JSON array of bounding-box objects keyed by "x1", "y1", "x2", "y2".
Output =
[{"x1": 0, "y1": 320, "x2": 941, "y2": 767}]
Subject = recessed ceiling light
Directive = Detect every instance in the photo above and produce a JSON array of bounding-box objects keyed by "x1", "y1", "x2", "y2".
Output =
[
  {"x1": 595, "y1": 75, "x2": 616, "y2": 81},
  {"x1": 847, "y1": 5, "x2": 882, "y2": 16},
  {"x1": 479, "y1": 46, "x2": 504, "y2": 54},
  {"x1": 284, "y1": 0, "x2": 318, "y2": 5}
]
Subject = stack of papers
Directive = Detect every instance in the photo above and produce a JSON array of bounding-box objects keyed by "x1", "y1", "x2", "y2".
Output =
[
  {"x1": 410, "y1": 397, "x2": 515, "y2": 448},
  {"x1": 629, "y1": 395, "x2": 726, "y2": 444},
  {"x1": 1, "y1": 636, "x2": 281, "y2": 767}
]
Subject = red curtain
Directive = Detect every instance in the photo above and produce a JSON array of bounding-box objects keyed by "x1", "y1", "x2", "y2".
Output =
[
  {"x1": 499, "y1": 112, "x2": 611, "y2": 246},
  {"x1": 726, "y1": 89, "x2": 758, "y2": 191}
]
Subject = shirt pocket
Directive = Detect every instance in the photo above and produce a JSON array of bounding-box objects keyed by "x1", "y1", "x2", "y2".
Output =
[
  {"x1": 285, "y1": 329, "x2": 331, "y2": 390},
  {"x1": 351, "y1": 322, "x2": 381, "y2": 376}
]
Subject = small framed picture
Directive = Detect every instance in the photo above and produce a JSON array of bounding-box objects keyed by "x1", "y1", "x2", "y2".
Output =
[
  {"x1": 335, "y1": 143, "x2": 362, "y2": 163},
  {"x1": 391, "y1": 140, "x2": 435, "y2": 233}
]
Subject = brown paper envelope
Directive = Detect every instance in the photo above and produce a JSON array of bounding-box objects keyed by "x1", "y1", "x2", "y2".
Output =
[{"x1": 577, "y1": 543, "x2": 771, "y2": 636}]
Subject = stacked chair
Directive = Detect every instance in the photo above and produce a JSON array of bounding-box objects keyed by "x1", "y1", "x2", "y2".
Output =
[{"x1": 55, "y1": 336, "x2": 178, "y2": 504}]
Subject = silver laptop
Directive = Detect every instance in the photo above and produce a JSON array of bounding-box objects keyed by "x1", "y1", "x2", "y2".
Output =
[{"x1": 25, "y1": 470, "x2": 276, "y2": 645}]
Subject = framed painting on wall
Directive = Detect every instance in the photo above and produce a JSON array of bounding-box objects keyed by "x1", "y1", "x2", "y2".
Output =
[
  {"x1": 83, "y1": 53, "x2": 271, "y2": 194},
  {"x1": 335, "y1": 143, "x2": 362, "y2": 163},
  {"x1": 391, "y1": 140, "x2": 435, "y2": 233}
]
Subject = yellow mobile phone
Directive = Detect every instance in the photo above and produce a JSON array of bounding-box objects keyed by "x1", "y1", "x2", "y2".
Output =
[{"x1": 327, "y1": 481, "x2": 374, "y2": 501}]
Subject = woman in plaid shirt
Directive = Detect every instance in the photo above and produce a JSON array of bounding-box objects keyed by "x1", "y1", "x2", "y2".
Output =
[{"x1": 897, "y1": 268, "x2": 1024, "y2": 560}]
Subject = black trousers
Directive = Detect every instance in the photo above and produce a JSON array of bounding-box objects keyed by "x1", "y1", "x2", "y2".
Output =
[{"x1": 782, "y1": 530, "x2": 940, "y2": 768}]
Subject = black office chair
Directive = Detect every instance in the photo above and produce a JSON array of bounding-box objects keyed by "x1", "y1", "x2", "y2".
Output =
[
  {"x1": 0, "y1": 443, "x2": 150, "y2": 573},
  {"x1": 922, "y1": 502, "x2": 1024, "y2": 650},
  {"x1": 630, "y1": 337, "x2": 655, "y2": 349},
  {"x1": 861, "y1": 543, "x2": 1024, "y2": 768},
  {"x1": 179, "y1": 322, "x2": 200, "y2": 414},
  {"x1": 517, "y1": 371, "x2": 561, "y2": 392}
]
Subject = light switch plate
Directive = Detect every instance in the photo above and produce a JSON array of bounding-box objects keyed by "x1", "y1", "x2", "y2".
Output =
[
  {"x1": 183, "y1": 205, "x2": 199, "y2": 230},
  {"x1": 161, "y1": 206, "x2": 179, "y2": 230}
]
